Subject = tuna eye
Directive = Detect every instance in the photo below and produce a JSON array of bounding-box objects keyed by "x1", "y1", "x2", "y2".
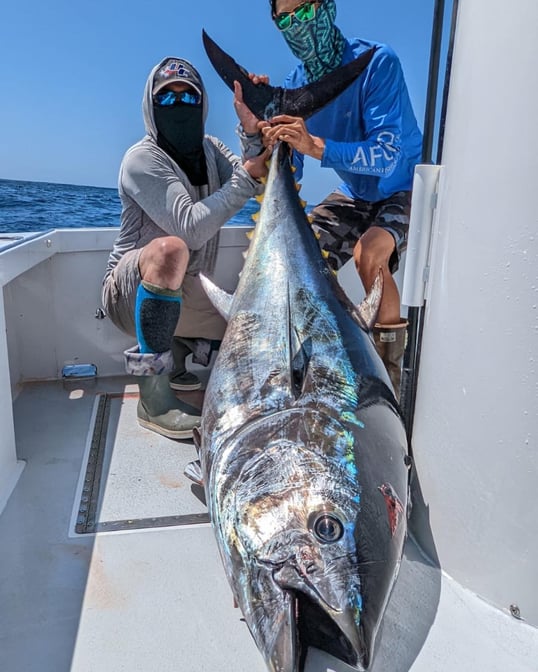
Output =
[{"x1": 310, "y1": 512, "x2": 344, "y2": 543}]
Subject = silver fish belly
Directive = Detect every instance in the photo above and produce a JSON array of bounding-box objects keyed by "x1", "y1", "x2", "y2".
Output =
[{"x1": 199, "y1": 142, "x2": 409, "y2": 672}]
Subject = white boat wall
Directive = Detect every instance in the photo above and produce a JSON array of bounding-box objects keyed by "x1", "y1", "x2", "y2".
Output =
[
  {"x1": 403, "y1": 0, "x2": 538, "y2": 631},
  {"x1": 1, "y1": 0, "x2": 537, "y2": 670}
]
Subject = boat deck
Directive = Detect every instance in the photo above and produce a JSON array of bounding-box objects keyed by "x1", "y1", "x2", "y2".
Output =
[{"x1": 1, "y1": 374, "x2": 537, "y2": 672}]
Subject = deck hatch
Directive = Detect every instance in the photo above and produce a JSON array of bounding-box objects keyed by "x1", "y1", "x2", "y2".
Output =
[{"x1": 75, "y1": 392, "x2": 209, "y2": 534}]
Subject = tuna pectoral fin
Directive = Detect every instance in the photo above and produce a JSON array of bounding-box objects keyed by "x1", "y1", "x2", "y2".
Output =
[
  {"x1": 199, "y1": 274, "x2": 234, "y2": 320},
  {"x1": 202, "y1": 29, "x2": 376, "y2": 121},
  {"x1": 355, "y1": 270, "x2": 383, "y2": 330}
]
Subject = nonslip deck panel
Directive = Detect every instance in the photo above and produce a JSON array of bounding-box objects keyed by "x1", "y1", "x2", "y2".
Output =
[{"x1": 75, "y1": 390, "x2": 209, "y2": 534}]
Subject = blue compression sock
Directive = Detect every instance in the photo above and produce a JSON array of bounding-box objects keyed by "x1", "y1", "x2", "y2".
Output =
[{"x1": 135, "y1": 281, "x2": 182, "y2": 354}]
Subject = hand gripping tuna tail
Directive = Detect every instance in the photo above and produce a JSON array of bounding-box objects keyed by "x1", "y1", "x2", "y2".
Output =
[{"x1": 202, "y1": 30, "x2": 376, "y2": 120}]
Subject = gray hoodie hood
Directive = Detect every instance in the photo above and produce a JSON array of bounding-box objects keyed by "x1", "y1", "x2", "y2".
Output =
[{"x1": 142, "y1": 57, "x2": 209, "y2": 140}]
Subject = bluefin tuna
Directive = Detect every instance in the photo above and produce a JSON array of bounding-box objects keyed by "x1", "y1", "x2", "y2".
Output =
[{"x1": 192, "y1": 34, "x2": 410, "y2": 672}]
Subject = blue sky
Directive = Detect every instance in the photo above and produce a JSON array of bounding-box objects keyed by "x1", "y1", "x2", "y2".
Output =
[{"x1": 0, "y1": 0, "x2": 439, "y2": 203}]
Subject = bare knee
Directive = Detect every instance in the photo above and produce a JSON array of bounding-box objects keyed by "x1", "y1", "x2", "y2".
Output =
[
  {"x1": 354, "y1": 242, "x2": 385, "y2": 281},
  {"x1": 353, "y1": 228, "x2": 395, "y2": 288},
  {"x1": 139, "y1": 237, "x2": 189, "y2": 289}
]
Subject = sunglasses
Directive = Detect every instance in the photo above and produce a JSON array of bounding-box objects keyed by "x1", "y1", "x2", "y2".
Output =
[
  {"x1": 153, "y1": 89, "x2": 202, "y2": 107},
  {"x1": 273, "y1": 1, "x2": 319, "y2": 31}
]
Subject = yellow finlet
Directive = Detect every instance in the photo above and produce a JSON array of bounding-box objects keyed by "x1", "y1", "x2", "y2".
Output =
[
  {"x1": 295, "y1": 182, "x2": 302, "y2": 192},
  {"x1": 254, "y1": 194, "x2": 264, "y2": 203},
  {"x1": 321, "y1": 249, "x2": 330, "y2": 259},
  {"x1": 246, "y1": 230, "x2": 254, "y2": 240},
  {"x1": 251, "y1": 212, "x2": 260, "y2": 223},
  {"x1": 299, "y1": 199, "x2": 307, "y2": 209}
]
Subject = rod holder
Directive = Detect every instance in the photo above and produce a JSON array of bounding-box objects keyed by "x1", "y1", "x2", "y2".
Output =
[{"x1": 402, "y1": 164, "x2": 442, "y2": 307}]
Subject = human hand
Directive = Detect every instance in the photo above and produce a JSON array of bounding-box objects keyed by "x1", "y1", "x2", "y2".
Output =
[
  {"x1": 261, "y1": 115, "x2": 325, "y2": 160},
  {"x1": 243, "y1": 147, "x2": 272, "y2": 181},
  {"x1": 233, "y1": 76, "x2": 269, "y2": 134}
]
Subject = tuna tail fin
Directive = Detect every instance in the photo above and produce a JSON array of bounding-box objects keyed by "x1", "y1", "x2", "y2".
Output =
[
  {"x1": 202, "y1": 30, "x2": 376, "y2": 120},
  {"x1": 199, "y1": 274, "x2": 234, "y2": 321}
]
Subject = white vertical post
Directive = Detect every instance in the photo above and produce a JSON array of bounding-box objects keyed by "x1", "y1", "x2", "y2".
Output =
[{"x1": 402, "y1": 164, "x2": 441, "y2": 308}]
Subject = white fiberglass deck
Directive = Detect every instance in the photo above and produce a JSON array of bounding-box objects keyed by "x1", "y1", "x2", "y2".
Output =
[{"x1": 1, "y1": 373, "x2": 536, "y2": 672}]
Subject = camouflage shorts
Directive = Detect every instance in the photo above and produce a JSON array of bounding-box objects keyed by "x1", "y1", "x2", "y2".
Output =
[{"x1": 309, "y1": 189, "x2": 411, "y2": 273}]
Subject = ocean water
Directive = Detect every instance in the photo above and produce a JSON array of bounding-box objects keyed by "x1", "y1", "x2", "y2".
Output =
[{"x1": 0, "y1": 178, "x2": 259, "y2": 234}]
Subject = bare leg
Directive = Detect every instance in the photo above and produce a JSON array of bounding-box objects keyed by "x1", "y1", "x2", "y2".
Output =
[
  {"x1": 354, "y1": 227, "x2": 407, "y2": 399},
  {"x1": 139, "y1": 236, "x2": 189, "y2": 290},
  {"x1": 353, "y1": 227, "x2": 401, "y2": 325}
]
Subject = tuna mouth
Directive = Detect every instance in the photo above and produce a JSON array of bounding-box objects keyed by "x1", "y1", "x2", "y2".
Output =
[{"x1": 293, "y1": 591, "x2": 365, "y2": 671}]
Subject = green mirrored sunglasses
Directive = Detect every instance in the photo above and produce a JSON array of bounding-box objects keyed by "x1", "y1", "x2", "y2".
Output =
[{"x1": 274, "y1": 1, "x2": 319, "y2": 31}]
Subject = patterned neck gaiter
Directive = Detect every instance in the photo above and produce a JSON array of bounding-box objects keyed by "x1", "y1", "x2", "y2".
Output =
[{"x1": 280, "y1": 0, "x2": 346, "y2": 82}]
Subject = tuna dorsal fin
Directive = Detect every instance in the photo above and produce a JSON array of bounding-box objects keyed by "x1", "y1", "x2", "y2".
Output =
[
  {"x1": 355, "y1": 270, "x2": 383, "y2": 330},
  {"x1": 202, "y1": 30, "x2": 376, "y2": 121},
  {"x1": 199, "y1": 274, "x2": 234, "y2": 320}
]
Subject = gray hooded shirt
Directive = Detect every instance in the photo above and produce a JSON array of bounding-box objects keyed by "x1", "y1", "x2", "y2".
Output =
[{"x1": 103, "y1": 57, "x2": 263, "y2": 282}]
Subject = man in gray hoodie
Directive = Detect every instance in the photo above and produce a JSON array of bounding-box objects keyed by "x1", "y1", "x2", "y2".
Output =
[{"x1": 102, "y1": 57, "x2": 268, "y2": 440}]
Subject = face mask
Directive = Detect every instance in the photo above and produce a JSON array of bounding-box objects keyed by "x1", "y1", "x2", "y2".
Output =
[
  {"x1": 280, "y1": 0, "x2": 346, "y2": 82},
  {"x1": 153, "y1": 104, "x2": 208, "y2": 185}
]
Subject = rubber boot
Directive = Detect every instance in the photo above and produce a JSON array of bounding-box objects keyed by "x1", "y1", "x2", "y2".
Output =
[
  {"x1": 137, "y1": 373, "x2": 201, "y2": 440},
  {"x1": 373, "y1": 319, "x2": 408, "y2": 401},
  {"x1": 169, "y1": 337, "x2": 201, "y2": 391}
]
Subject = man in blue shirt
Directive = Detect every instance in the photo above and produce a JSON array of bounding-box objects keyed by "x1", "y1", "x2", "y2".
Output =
[{"x1": 260, "y1": 0, "x2": 423, "y2": 399}]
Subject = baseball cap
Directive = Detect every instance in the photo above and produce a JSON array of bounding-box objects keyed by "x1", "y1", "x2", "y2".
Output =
[{"x1": 152, "y1": 59, "x2": 202, "y2": 96}]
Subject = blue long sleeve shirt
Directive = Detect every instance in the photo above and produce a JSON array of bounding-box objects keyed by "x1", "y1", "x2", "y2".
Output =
[{"x1": 283, "y1": 38, "x2": 423, "y2": 202}]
